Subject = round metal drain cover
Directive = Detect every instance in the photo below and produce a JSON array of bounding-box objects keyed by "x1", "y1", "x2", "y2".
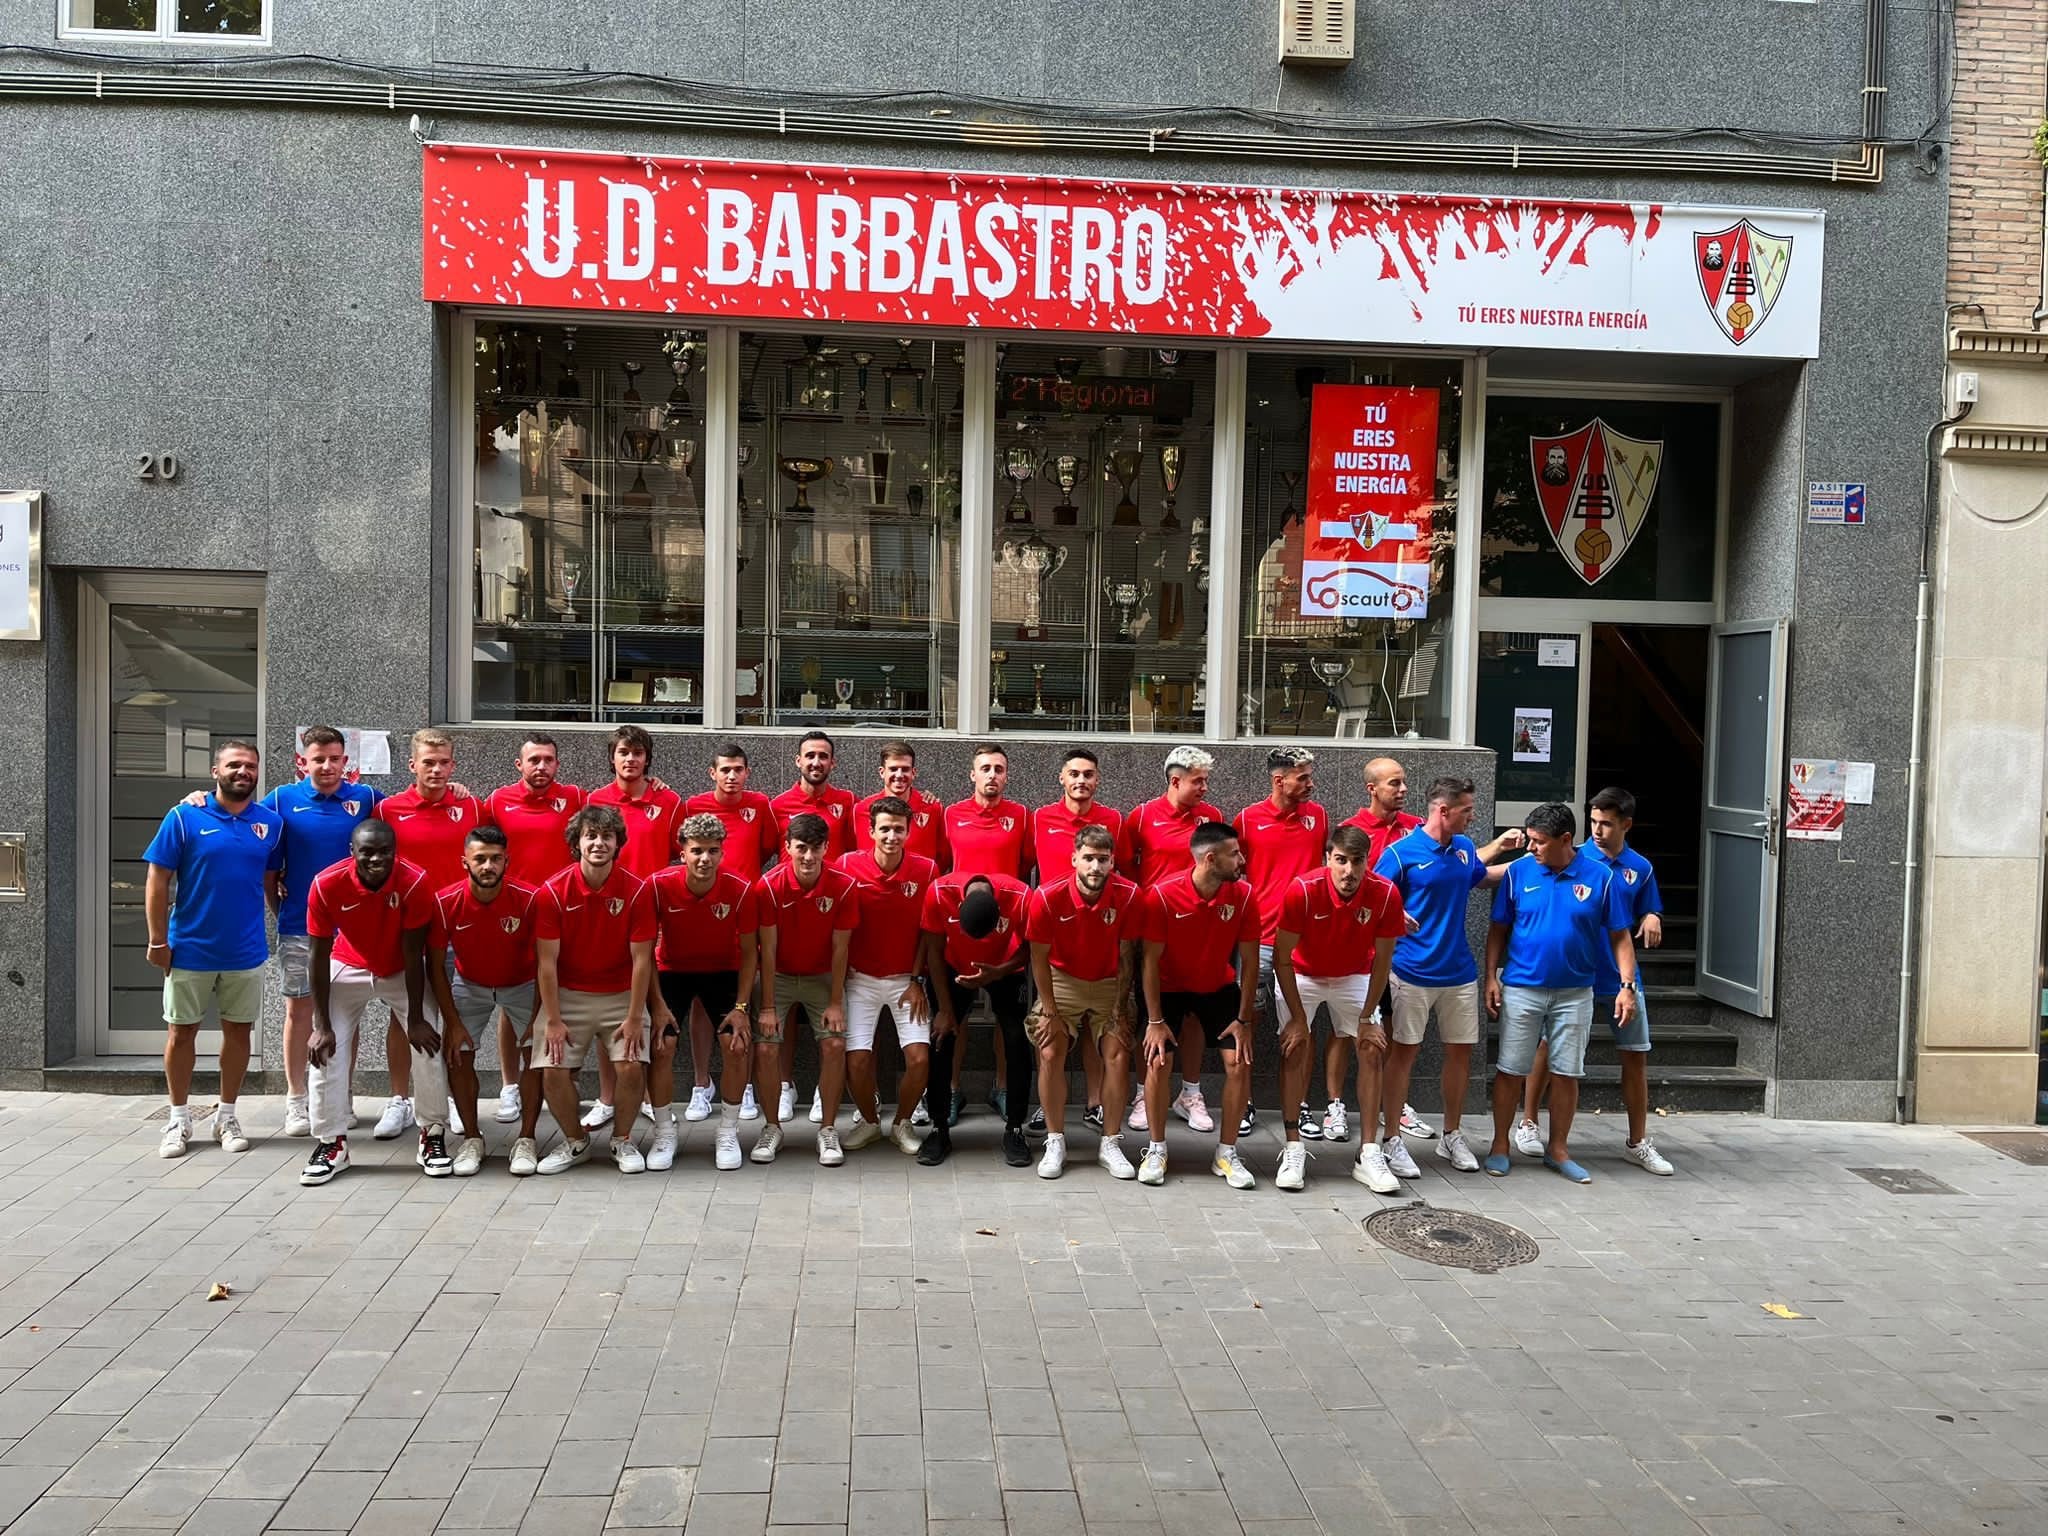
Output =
[{"x1": 1364, "y1": 1203, "x2": 1539, "y2": 1273}]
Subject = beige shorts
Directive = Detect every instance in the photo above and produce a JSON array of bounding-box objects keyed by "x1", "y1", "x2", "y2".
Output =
[
  {"x1": 1292, "y1": 973, "x2": 1372, "y2": 1039},
  {"x1": 162, "y1": 966, "x2": 264, "y2": 1026},
  {"x1": 1026, "y1": 971, "x2": 1128, "y2": 1049},
  {"x1": 1389, "y1": 977, "x2": 1479, "y2": 1046},
  {"x1": 765, "y1": 972, "x2": 841, "y2": 1044},
  {"x1": 544, "y1": 988, "x2": 642, "y2": 1069}
]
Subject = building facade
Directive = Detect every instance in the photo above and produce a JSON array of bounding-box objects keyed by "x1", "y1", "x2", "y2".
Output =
[{"x1": 0, "y1": 0, "x2": 1959, "y2": 1119}]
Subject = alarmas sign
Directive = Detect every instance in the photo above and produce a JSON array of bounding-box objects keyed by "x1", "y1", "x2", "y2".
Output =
[{"x1": 1301, "y1": 385, "x2": 1439, "y2": 618}]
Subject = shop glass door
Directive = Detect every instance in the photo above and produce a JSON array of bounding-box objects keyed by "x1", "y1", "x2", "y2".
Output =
[{"x1": 1475, "y1": 622, "x2": 1589, "y2": 827}]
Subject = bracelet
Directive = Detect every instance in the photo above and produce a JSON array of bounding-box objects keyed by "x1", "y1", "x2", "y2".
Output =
[{"x1": 1147, "y1": 1017, "x2": 1167, "y2": 1027}]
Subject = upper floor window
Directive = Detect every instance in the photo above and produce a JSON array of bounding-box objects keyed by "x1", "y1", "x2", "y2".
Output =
[{"x1": 62, "y1": 0, "x2": 268, "y2": 40}]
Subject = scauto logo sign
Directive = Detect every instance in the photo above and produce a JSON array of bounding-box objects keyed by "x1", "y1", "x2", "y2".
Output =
[{"x1": 1303, "y1": 564, "x2": 1426, "y2": 615}]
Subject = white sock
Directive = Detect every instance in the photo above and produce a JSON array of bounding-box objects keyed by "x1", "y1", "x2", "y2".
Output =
[
  {"x1": 721, "y1": 1105, "x2": 739, "y2": 1128},
  {"x1": 169, "y1": 1104, "x2": 191, "y2": 1127},
  {"x1": 217, "y1": 1100, "x2": 235, "y2": 1115},
  {"x1": 1045, "y1": 1133, "x2": 1064, "y2": 1150},
  {"x1": 1180, "y1": 1078, "x2": 1200, "y2": 1097},
  {"x1": 1149, "y1": 1140, "x2": 1166, "y2": 1158}
]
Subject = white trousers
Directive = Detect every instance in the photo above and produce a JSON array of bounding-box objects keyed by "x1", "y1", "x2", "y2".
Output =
[{"x1": 309, "y1": 962, "x2": 450, "y2": 1141}]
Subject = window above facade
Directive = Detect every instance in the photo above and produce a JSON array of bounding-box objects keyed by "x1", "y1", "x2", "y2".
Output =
[{"x1": 61, "y1": 0, "x2": 267, "y2": 41}]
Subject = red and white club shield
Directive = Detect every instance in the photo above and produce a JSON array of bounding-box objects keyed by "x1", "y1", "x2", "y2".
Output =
[
  {"x1": 1528, "y1": 419, "x2": 1663, "y2": 586},
  {"x1": 1695, "y1": 220, "x2": 1792, "y2": 346}
]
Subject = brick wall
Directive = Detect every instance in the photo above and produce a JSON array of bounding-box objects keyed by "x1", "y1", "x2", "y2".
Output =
[{"x1": 1948, "y1": 0, "x2": 2048, "y2": 324}]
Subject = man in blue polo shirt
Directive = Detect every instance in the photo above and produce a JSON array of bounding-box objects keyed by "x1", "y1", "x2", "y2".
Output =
[
  {"x1": 1373, "y1": 776, "x2": 1523, "y2": 1178},
  {"x1": 143, "y1": 739, "x2": 285, "y2": 1159},
  {"x1": 1481, "y1": 800, "x2": 1637, "y2": 1183}
]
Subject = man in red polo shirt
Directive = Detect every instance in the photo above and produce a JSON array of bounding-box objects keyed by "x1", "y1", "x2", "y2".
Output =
[
  {"x1": 1341, "y1": 754, "x2": 1433, "y2": 1142},
  {"x1": 753, "y1": 814, "x2": 860, "y2": 1165},
  {"x1": 650, "y1": 813, "x2": 760, "y2": 1172},
  {"x1": 856, "y1": 739, "x2": 949, "y2": 866},
  {"x1": 301, "y1": 820, "x2": 446, "y2": 1187},
  {"x1": 1024, "y1": 824, "x2": 1142, "y2": 1180},
  {"x1": 835, "y1": 798, "x2": 940, "y2": 1156},
  {"x1": 530, "y1": 803, "x2": 658, "y2": 1174},
  {"x1": 684, "y1": 741, "x2": 779, "y2": 883},
  {"x1": 1030, "y1": 747, "x2": 1123, "y2": 1132},
  {"x1": 1139, "y1": 820, "x2": 1262, "y2": 1189},
  {"x1": 772, "y1": 730, "x2": 857, "y2": 857},
  {"x1": 1234, "y1": 747, "x2": 1330, "y2": 1141},
  {"x1": 373, "y1": 728, "x2": 482, "y2": 1142},
  {"x1": 481, "y1": 732, "x2": 584, "y2": 1129},
  {"x1": 1273, "y1": 826, "x2": 1405, "y2": 1193},
  {"x1": 943, "y1": 742, "x2": 1034, "y2": 1123},
  {"x1": 426, "y1": 825, "x2": 539, "y2": 1176},
  {"x1": 1118, "y1": 745, "x2": 1225, "y2": 1135},
  {"x1": 920, "y1": 864, "x2": 1031, "y2": 1168}
]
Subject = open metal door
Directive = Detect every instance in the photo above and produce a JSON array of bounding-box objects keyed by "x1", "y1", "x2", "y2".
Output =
[{"x1": 1697, "y1": 618, "x2": 1788, "y2": 1015}]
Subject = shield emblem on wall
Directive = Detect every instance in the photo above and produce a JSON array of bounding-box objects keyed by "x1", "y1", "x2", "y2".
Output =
[
  {"x1": 1528, "y1": 419, "x2": 1663, "y2": 586},
  {"x1": 1695, "y1": 220, "x2": 1792, "y2": 346}
]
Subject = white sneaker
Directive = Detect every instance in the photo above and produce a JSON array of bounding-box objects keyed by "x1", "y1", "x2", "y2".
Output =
[
  {"x1": 613, "y1": 1139, "x2": 646, "y2": 1173},
  {"x1": 495, "y1": 1084, "x2": 522, "y2": 1123},
  {"x1": 817, "y1": 1126, "x2": 844, "y2": 1166},
  {"x1": 751, "y1": 1124, "x2": 784, "y2": 1163},
  {"x1": 1512, "y1": 1119, "x2": 1545, "y2": 1158},
  {"x1": 1138, "y1": 1147, "x2": 1167, "y2": 1185},
  {"x1": 453, "y1": 1137, "x2": 486, "y2": 1176},
  {"x1": 581, "y1": 1101, "x2": 615, "y2": 1130},
  {"x1": 1127, "y1": 1098, "x2": 1150, "y2": 1132},
  {"x1": 509, "y1": 1137, "x2": 539, "y2": 1176},
  {"x1": 842, "y1": 1118, "x2": 882, "y2": 1152},
  {"x1": 910, "y1": 1096, "x2": 933, "y2": 1128},
  {"x1": 1353, "y1": 1144, "x2": 1401, "y2": 1194},
  {"x1": 647, "y1": 1122, "x2": 679, "y2": 1171},
  {"x1": 1400, "y1": 1103, "x2": 1437, "y2": 1139},
  {"x1": 778, "y1": 1081, "x2": 796, "y2": 1122},
  {"x1": 1436, "y1": 1129, "x2": 1479, "y2": 1173},
  {"x1": 890, "y1": 1121, "x2": 924, "y2": 1156},
  {"x1": 1037, "y1": 1133, "x2": 1066, "y2": 1179},
  {"x1": 212, "y1": 1110, "x2": 250, "y2": 1154},
  {"x1": 1625, "y1": 1137, "x2": 1675, "y2": 1176},
  {"x1": 1321, "y1": 1101, "x2": 1349, "y2": 1142},
  {"x1": 714, "y1": 1122, "x2": 743, "y2": 1169},
  {"x1": 684, "y1": 1085, "x2": 714, "y2": 1122},
  {"x1": 416, "y1": 1125, "x2": 454, "y2": 1177},
  {"x1": 1382, "y1": 1134, "x2": 1421, "y2": 1180},
  {"x1": 159, "y1": 1117, "x2": 191, "y2": 1159},
  {"x1": 300, "y1": 1137, "x2": 348, "y2": 1185},
  {"x1": 283, "y1": 1096, "x2": 312, "y2": 1138},
  {"x1": 1173, "y1": 1085, "x2": 1215, "y2": 1133},
  {"x1": 1098, "y1": 1140, "x2": 1136, "y2": 1180},
  {"x1": 374, "y1": 1096, "x2": 415, "y2": 1140},
  {"x1": 740, "y1": 1086, "x2": 761, "y2": 1121},
  {"x1": 1211, "y1": 1146, "x2": 1256, "y2": 1190},
  {"x1": 638, "y1": 1101, "x2": 657, "y2": 1124},
  {"x1": 538, "y1": 1138, "x2": 591, "y2": 1174},
  {"x1": 1277, "y1": 1142, "x2": 1308, "y2": 1191},
  {"x1": 808, "y1": 1089, "x2": 825, "y2": 1124}
]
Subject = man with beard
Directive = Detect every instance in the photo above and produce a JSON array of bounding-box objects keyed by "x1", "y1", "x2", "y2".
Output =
[
  {"x1": 943, "y1": 744, "x2": 1034, "y2": 1124},
  {"x1": 1232, "y1": 746, "x2": 1330, "y2": 1140},
  {"x1": 752, "y1": 814, "x2": 860, "y2": 1165},
  {"x1": 773, "y1": 732, "x2": 857, "y2": 1125},
  {"x1": 681, "y1": 741, "x2": 777, "y2": 1123},
  {"x1": 1029, "y1": 747, "x2": 1123, "y2": 1133},
  {"x1": 856, "y1": 740, "x2": 950, "y2": 865},
  {"x1": 1341, "y1": 755, "x2": 1431, "y2": 1144}
]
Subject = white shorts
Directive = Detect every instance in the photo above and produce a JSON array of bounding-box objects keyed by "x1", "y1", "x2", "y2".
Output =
[
  {"x1": 844, "y1": 970, "x2": 930, "y2": 1052},
  {"x1": 1389, "y1": 977, "x2": 1480, "y2": 1046},
  {"x1": 1292, "y1": 973, "x2": 1373, "y2": 1039}
]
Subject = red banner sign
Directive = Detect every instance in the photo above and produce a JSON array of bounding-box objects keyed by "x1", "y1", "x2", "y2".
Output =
[{"x1": 1300, "y1": 385, "x2": 1439, "y2": 617}]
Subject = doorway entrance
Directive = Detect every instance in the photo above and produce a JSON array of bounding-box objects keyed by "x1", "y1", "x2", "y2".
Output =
[{"x1": 77, "y1": 574, "x2": 266, "y2": 1057}]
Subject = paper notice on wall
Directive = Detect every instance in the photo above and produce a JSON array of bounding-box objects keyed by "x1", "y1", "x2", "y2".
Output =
[
  {"x1": 1537, "y1": 637, "x2": 1577, "y2": 668},
  {"x1": 1843, "y1": 761, "x2": 1875, "y2": 805},
  {"x1": 295, "y1": 726, "x2": 393, "y2": 779},
  {"x1": 1300, "y1": 384, "x2": 1439, "y2": 619},
  {"x1": 1511, "y1": 707, "x2": 1554, "y2": 763},
  {"x1": 1787, "y1": 758, "x2": 1847, "y2": 840}
]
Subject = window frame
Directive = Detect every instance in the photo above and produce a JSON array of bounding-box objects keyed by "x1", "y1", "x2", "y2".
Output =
[{"x1": 58, "y1": 0, "x2": 272, "y2": 44}]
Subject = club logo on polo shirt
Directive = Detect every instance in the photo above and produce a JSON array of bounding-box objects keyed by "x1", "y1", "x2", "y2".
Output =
[
  {"x1": 1572, "y1": 884, "x2": 1591, "y2": 901},
  {"x1": 552, "y1": 797, "x2": 566, "y2": 812},
  {"x1": 501, "y1": 916, "x2": 522, "y2": 934},
  {"x1": 712, "y1": 903, "x2": 732, "y2": 920},
  {"x1": 1220, "y1": 904, "x2": 1236, "y2": 921},
  {"x1": 387, "y1": 891, "x2": 401, "y2": 908},
  {"x1": 900, "y1": 880, "x2": 921, "y2": 897},
  {"x1": 815, "y1": 895, "x2": 835, "y2": 913},
  {"x1": 1623, "y1": 868, "x2": 1638, "y2": 884},
  {"x1": 828, "y1": 805, "x2": 844, "y2": 818},
  {"x1": 253, "y1": 823, "x2": 268, "y2": 840},
  {"x1": 740, "y1": 807, "x2": 756, "y2": 821},
  {"x1": 446, "y1": 806, "x2": 463, "y2": 822},
  {"x1": 996, "y1": 916, "x2": 1011, "y2": 934},
  {"x1": 343, "y1": 800, "x2": 361, "y2": 815},
  {"x1": 1456, "y1": 849, "x2": 1470, "y2": 863},
  {"x1": 914, "y1": 812, "x2": 930, "y2": 826},
  {"x1": 1000, "y1": 816, "x2": 1015, "y2": 831},
  {"x1": 1102, "y1": 906, "x2": 1119, "y2": 924},
  {"x1": 607, "y1": 896, "x2": 625, "y2": 915},
  {"x1": 644, "y1": 805, "x2": 660, "y2": 820},
  {"x1": 1304, "y1": 815, "x2": 1318, "y2": 831}
]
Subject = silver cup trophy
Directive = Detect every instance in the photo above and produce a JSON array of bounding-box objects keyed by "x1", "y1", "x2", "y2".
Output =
[{"x1": 1103, "y1": 577, "x2": 1152, "y2": 638}]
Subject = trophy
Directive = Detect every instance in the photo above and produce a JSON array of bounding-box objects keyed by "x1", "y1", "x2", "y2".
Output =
[
  {"x1": 1239, "y1": 686, "x2": 1260, "y2": 736},
  {"x1": 1154, "y1": 348, "x2": 1181, "y2": 376},
  {"x1": 779, "y1": 455, "x2": 831, "y2": 513},
  {"x1": 877, "y1": 663, "x2": 897, "y2": 714},
  {"x1": 786, "y1": 336, "x2": 838, "y2": 411},
  {"x1": 556, "y1": 325, "x2": 581, "y2": 398},
  {"x1": 870, "y1": 448, "x2": 893, "y2": 508},
  {"x1": 990, "y1": 650, "x2": 1007, "y2": 713},
  {"x1": 739, "y1": 337, "x2": 768, "y2": 424},
  {"x1": 1279, "y1": 469, "x2": 1304, "y2": 527},
  {"x1": 1279, "y1": 661, "x2": 1299, "y2": 714},
  {"x1": 663, "y1": 430, "x2": 698, "y2": 508},
  {"x1": 1157, "y1": 443, "x2": 1185, "y2": 531},
  {"x1": 1312, "y1": 656, "x2": 1353, "y2": 716},
  {"x1": 736, "y1": 443, "x2": 755, "y2": 510},
  {"x1": 561, "y1": 558, "x2": 584, "y2": 617},
  {"x1": 620, "y1": 418, "x2": 660, "y2": 507},
  {"x1": 800, "y1": 657, "x2": 822, "y2": 711},
  {"x1": 1193, "y1": 661, "x2": 1208, "y2": 714},
  {"x1": 1003, "y1": 445, "x2": 1037, "y2": 524},
  {"x1": 1187, "y1": 509, "x2": 1209, "y2": 591},
  {"x1": 662, "y1": 332, "x2": 698, "y2": 413},
  {"x1": 1103, "y1": 577, "x2": 1152, "y2": 638},
  {"x1": 1044, "y1": 453, "x2": 1087, "y2": 526},
  {"x1": 1032, "y1": 662, "x2": 1049, "y2": 716},
  {"x1": 833, "y1": 677, "x2": 855, "y2": 712},
  {"x1": 999, "y1": 531, "x2": 1069, "y2": 639},
  {"x1": 851, "y1": 350, "x2": 875, "y2": 419},
  {"x1": 621, "y1": 360, "x2": 645, "y2": 406},
  {"x1": 885, "y1": 338, "x2": 925, "y2": 414},
  {"x1": 1108, "y1": 449, "x2": 1143, "y2": 527}
]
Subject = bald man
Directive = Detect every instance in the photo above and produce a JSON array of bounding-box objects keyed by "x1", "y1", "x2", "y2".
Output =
[{"x1": 1339, "y1": 758, "x2": 1431, "y2": 1143}]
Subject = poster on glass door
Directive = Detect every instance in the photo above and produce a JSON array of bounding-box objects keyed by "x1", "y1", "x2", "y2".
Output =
[{"x1": 1300, "y1": 384, "x2": 1438, "y2": 618}]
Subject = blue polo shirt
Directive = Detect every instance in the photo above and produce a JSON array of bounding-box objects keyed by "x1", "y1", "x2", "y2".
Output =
[
  {"x1": 1489, "y1": 849, "x2": 1636, "y2": 990},
  {"x1": 1589, "y1": 842, "x2": 1661, "y2": 995},
  {"x1": 142, "y1": 796, "x2": 286, "y2": 971},
  {"x1": 262, "y1": 780, "x2": 386, "y2": 936},
  {"x1": 1374, "y1": 829, "x2": 1489, "y2": 986}
]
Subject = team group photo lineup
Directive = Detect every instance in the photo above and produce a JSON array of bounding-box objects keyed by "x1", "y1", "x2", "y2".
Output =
[{"x1": 145, "y1": 723, "x2": 1672, "y2": 1193}]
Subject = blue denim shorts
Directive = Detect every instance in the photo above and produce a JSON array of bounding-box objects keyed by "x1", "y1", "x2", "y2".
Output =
[
  {"x1": 1497, "y1": 985, "x2": 1595, "y2": 1078},
  {"x1": 1597, "y1": 981, "x2": 1650, "y2": 1052}
]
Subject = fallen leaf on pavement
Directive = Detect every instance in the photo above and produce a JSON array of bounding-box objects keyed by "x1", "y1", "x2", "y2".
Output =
[
  {"x1": 974, "y1": 1227, "x2": 999, "y2": 1236},
  {"x1": 207, "y1": 1282, "x2": 232, "y2": 1302},
  {"x1": 1760, "y1": 1302, "x2": 1804, "y2": 1319}
]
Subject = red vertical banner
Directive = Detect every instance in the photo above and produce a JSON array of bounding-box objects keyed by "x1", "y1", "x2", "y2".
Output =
[{"x1": 1300, "y1": 385, "x2": 1440, "y2": 617}]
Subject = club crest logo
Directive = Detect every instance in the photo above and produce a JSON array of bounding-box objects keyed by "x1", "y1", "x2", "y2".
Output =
[
  {"x1": 387, "y1": 891, "x2": 401, "y2": 908},
  {"x1": 501, "y1": 916, "x2": 522, "y2": 934},
  {"x1": 1530, "y1": 419, "x2": 1663, "y2": 586},
  {"x1": 1623, "y1": 868, "x2": 1638, "y2": 885},
  {"x1": 816, "y1": 896, "x2": 835, "y2": 913},
  {"x1": 1220, "y1": 904, "x2": 1236, "y2": 922},
  {"x1": 1695, "y1": 219, "x2": 1792, "y2": 345},
  {"x1": 914, "y1": 812, "x2": 930, "y2": 827},
  {"x1": 901, "y1": 881, "x2": 920, "y2": 897},
  {"x1": 996, "y1": 916, "x2": 1011, "y2": 934},
  {"x1": 551, "y1": 797, "x2": 566, "y2": 813},
  {"x1": 1456, "y1": 849, "x2": 1470, "y2": 864},
  {"x1": 1103, "y1": 907, "x2": 1119, "y2": 925},
  {"x1": 645, "y1": 805, "x2": 660, "y2": 820},
  {"x1": 607, "y1": 897, "x2": 625, "y2": 915},
  {"x1": 1304, "y1": 816, "x2": 1317, "y2": 831},
  {"x1": 828, "y1": 804, "x2": 844, "y2": 818},
  {"x1": 1572, "y1": 883, "x2": 1591, "y2": 902},
  {"x1": 741, "y1": 806, "x2": 756, "y2": 822},
  {"x1": 712, "y1": 902, "x2": 732, "y2": 920},
  {"x1": 252, "y1": 823, "x2": 268, "y2": 840},
  {"x1": 1000, "y1": 816, "x2": 1015, "y2": 832},
  {"x1": 343, "y1": 800, "x2": 361, "y2": 816},
  {"x1": 447, "y1": 806, "x2": 464, "y2": 822}
]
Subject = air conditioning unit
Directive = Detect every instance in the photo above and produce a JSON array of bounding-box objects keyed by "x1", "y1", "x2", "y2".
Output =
[{"x1": 1280, "y1": 0, "x2": 1354, "y2": 64}]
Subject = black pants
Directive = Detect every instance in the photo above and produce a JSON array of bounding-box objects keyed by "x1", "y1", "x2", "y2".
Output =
[{"x1": 931, "y1": 972, "x2": 1031, "y2": 1132}]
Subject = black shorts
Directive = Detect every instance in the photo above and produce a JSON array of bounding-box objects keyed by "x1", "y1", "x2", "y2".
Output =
[
  {"x1": 1160, "y1": 985, "x2": 1242, "y2": 1047},
  {"x1": 657, "y1": 970, "x2": 742, "y2": 1038}
]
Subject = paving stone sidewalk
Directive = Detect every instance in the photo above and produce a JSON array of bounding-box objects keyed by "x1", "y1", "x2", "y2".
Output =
[{"x1": 0, "y1": 1091, "x2": 2044, "y2": 1536}]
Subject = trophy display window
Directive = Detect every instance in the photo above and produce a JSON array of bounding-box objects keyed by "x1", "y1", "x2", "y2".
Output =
[
  {"x1": 734, "y1": 333, "x2": 962, "y2": 729},
  {"x1": 1239, "y1": 352, "x2": 1460, "y2": 740},
  {"x1": 987, "y1": 341, "x2": 1214, "y2": 735},
  {"x1": 469, "y1": 319, "x2": 712, "y2": 724}
]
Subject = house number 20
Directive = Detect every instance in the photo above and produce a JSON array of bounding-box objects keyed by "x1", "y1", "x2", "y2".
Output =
[{"x1": 135, "y1": 453, "x2": 180, "y2": 482}]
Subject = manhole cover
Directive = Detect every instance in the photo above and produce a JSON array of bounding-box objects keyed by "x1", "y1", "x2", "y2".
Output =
[
  {"x1": 1848, "y1": 1167, "x2": 1959, "y2": 1195},
  {"x1": 1363, "y1": 1204, "x2": 1539, "y2": 1274},
  {"x1": 1962, "y1": 1132, "x2": 2048, "y2": 1166}
]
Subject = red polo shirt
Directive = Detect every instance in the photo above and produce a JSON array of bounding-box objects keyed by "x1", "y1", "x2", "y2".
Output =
[
  {"x1": 771, "y1": 782, "x2": 858, "y2": 858},
  {"x1": 756, "y1": 863, "x2": 860, "y2": 976},
  {"x1": 943, "y1": 796, "x2": 1032, "y2": 879},
  {"x1": 1142, "y1": 871, "x2": 1261, "y2": 994},
  {"x1": 1233, "y1": 798, "x2": 1332, "y2": 943},
  {"x1": 1278, "y1": 870, "x2": 1406, "y2": 978},
  {"x1": 376, "y1": 788, "x2": 483, "y2": 892},
  {"x1": 1344, "y1": 806, "x2": 1423, "y2": 869},
  {"x1": 307, "y1": 858, "x2": 435, "y2": 977},
  {"x1": 431, "y1": 878, "x2": 540, "y2": 988},
  {"x1": 534, "y1": 864, "x2": 655, "y2": 993},
  {"x1": 1025, "y1": 874, "x2": 1143, "y2": 983},
  {"x1": 836, "y1": 850, "x2": 936, "y2": 977},
  {"x1": 682, "y1": 790, "x2": 780, "y2": 882},
  {"x1": 484, "y1": 782, "x2": 586, "y2": 886},
  {"x1": 1117, "y1": 795, "x2": 1226, "y2": 888},
  {"x1": 589, "y1": 782, "x2": 685, "y2": 880},
  {"x1": 649, "y1": 867, "x2": 758, "y2": 973},
  {"x1": 1029, "y1": 800, "x2": 1124, "y2": 887},
  {"x1": 854, "y1": 788, "x2": 950, "y2": 867},
  {"x1": 922, "y1": 871, "x2": 1029, "y2": 975}
]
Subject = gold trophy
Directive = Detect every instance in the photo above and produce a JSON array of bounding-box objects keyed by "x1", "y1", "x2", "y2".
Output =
[
  {"x1": 1158, "y1": 443, "x2": 1185, "y2": 531},
  {"x1": 778, "y1": 455, "x2": 831, "y2": 513},
  {"x1": 1108, "y1": 449, "x2": 1143, "y2": 527},
  {"x1": 1045, "y1": 452, "x2": 1087, "y2": 526},
  {"x1": 1003, "y1": 445, "x2": 1037, "y2": 525}
]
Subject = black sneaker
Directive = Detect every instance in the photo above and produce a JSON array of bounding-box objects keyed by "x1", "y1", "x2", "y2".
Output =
[
  {"x1": 1297, "y1": 1102, "x2": 1324, "y2": 1141},
  {"x1": 300, "y1": 1137, "x2": 349, "y2": 1187},
  {"x1": 916, "y1": 1130, "x2": 953, "y2": 1167},
  {"x1": 417, "y1": 1126, "x2": 454, "y2": 1177},
  {"x1": 1082, "y1": 1104, "x2": 1105, "y2": 1132},
  {"x1": 1027, "y1": 1107, "x2": 1047, "y2": 1135},
  {"x1": 1002, "y1": 1127, "x2": 1031, "y2": 1167},
  {"x1": 1238, "y1": 1104, "x2": 1259, "y2": 1137}
]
